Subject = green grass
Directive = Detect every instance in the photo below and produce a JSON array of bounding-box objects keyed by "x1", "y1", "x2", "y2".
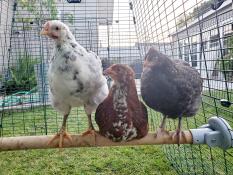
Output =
[
  {"x1": 0, "y1": 107, "x2": 90, "y2": 137},
  {"x1": 0, "y1": 106, "x2": 177, "y2": 175},
  {"x1": 0, "y1": 146, "x2": 176, "y2": 175},
  {"x1": 160, "y1": 89, "x2": 233, "y2": 175},
  {"x1": 0, "y1": 89, "x2": 232, "y2": 175}
]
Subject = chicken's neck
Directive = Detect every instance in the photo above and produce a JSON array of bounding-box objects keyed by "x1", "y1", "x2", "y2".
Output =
[
  {"x1": 56, "y1": 31, "x2": 76, "y2": 44},
  {"x1": 112, "y1": 83, "x2": 128, "y2": 118},
  {"x1": 111, "y1": 79, "x2": 140, "y2": 118},
  {"x1": 55, "y1": 37, "x2": 86, "y2": 57},
  {"x1": 54, "y1": 31, "x2": 82, "y2": 49}
]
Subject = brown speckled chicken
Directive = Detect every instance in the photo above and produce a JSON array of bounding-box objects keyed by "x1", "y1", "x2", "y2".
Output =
[
  {"x1": 141, "y1": 47, "x2": 203, "y2": 144},
  {"x1": 95, "y1": 64, "x2": 148, "y2": 142}
]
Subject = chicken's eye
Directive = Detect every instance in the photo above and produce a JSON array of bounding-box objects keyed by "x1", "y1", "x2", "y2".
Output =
[{"x1": 55, "y1": 26, "x2": 59, "y2": 31}]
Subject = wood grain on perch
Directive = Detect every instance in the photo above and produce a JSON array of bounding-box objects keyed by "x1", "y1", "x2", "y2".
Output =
[{"x1": 0, "y1": 131, "x2": 193, "y2": 151}]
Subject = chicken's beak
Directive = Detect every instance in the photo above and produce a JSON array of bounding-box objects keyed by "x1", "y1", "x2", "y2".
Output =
[
  {"x1": 143, "y1": 59, "x2": 154, "y2": 69},
  {"x1": 40, "y1": 28, "x2": 49, "y2": 36},
  {"x1": 40, "y1": 22, "x2": 50, "y2": 36},
  {"x1": 143, "y1": 59, "x2": 149, "y2": 68},
  {"x1": 103, "y1": 67, "x2": 112, "y2": 76}
]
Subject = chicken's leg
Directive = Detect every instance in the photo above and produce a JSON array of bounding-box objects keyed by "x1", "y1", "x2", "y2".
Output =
[
  {"x1": 172, "y1": 116, "x2": 186, "y2": 146},
  {"x1": 155, "y1": 115, "x2": 169, "y2": 138},
  {"x1": 48, "y1": 114, "x2": 72, "y2": 148},
  {"x1": 82, "y1": 114, "x2": 96, "y2": 136}
]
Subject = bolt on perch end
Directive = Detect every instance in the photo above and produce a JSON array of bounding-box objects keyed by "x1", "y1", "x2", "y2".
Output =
[{"x1": 190, "y1": 116, "x2": 233, "y2": 150}]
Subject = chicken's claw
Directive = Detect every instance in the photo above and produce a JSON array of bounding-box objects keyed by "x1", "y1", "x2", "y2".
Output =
[
  {"x1": 48, "y1": 129, "x2": 72, "y2": 148},
  {"x1": 155, "y1": 127, "x2": 170, "y2": 138},
  {"x1": 172, "y1": 129, "x2": 186, "y2": 146},
  {"x1": 81, "y1": 129, "x2": 97, "y2": 137}
]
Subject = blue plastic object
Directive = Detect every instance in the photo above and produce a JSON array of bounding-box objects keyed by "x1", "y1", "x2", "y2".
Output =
[{"x1": 190, "y1": 116, "x2": 233, "y2": 150}]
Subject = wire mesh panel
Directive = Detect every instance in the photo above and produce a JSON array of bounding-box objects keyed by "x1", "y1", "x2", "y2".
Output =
[
  {"x1": 0, "y1": 0, "x2": 233, "y2": 174},
  {"x1": 132, "y1": 0, "x2": 233, "y2": 174},
  {"x1": 0, "y1": 0, "x2": 144, "y2": 136}
]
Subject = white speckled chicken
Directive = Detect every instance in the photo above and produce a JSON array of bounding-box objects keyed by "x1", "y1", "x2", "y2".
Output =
[{"x1": 40, "y1": 20, "x2": 108, "y2": 148}]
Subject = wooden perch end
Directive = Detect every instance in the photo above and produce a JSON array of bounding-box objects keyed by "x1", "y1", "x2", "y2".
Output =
[{"x1": 0, "y1": 131, "x2": 193, "y2": 151}]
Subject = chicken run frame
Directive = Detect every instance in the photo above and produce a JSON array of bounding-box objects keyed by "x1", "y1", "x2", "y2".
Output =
[{"x1": 0, "y1": 0, "x2": 233, "y2": 174}]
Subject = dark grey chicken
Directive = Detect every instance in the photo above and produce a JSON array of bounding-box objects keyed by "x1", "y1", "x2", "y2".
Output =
[{"x1": 141, "y1": 47, "x2": 203, "y2": 144}]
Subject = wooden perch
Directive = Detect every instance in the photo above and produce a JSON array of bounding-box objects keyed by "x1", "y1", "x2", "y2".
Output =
[{"x1": 0, "y1": 131, "x2": 193, "y2": 151}]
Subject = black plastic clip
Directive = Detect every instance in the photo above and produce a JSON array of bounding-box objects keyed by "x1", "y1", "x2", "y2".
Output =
[{"x1": 67, "y1": 0, "x2": 81, "y2": 3}]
